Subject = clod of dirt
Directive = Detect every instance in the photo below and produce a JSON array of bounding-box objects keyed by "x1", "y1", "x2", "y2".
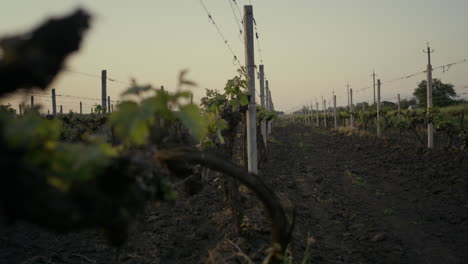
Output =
[{"x1": 370, "y1": 232, "x2": 386, "y2": 242}]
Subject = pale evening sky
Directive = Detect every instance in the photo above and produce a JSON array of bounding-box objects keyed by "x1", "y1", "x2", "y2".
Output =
[{"x1": 1, "y1": 0, "x2": 467, "y2": 113}]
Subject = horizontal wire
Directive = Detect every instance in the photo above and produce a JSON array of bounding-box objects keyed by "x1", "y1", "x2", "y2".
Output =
[{"x1": 198, "y1": 0, "x2": 243, "y2": 67}]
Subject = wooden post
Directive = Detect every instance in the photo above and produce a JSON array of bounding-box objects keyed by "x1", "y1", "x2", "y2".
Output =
[
  {"x1": 377, "y1": 79, "x2": 381, "y2": 137},
  {"x1": 80, "y1": 102, "x2": 82, "y2": 114},
  {"x1": 244, "y1": 5, "x2": 258, "y2": 174},
  {"x1": 30, "y1": 96, "x2": 34, "y2": 108},
  {"x1": 350, "y1": 88, "x2": 354, "y2": 128},
  {"x1": 425, "y1": 44, "x2": 434, "y2": 149},
  {"x1": 52, "y1": 89, "x2": 57, "y2": 116},
  {"x1": 101, "y1": 70, "x2": 107, "y2": 113},
  {"x1": 333, "y1": 95, "x2": 337, "y2": 128},
  {"x1": 397, "y1": 94, "x2": 401, "y2": 119},
  {"x1": 259, "y1": 65, "x2": 267, "y2": 147}
]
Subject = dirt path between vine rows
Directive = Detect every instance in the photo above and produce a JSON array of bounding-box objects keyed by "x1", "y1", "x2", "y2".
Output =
[
  {"x1": 1, "y1": 123, "x2": 467, "y2": 264},
  {"x1": 260, "y1": 124, "x2": 468, "y2": 264}
]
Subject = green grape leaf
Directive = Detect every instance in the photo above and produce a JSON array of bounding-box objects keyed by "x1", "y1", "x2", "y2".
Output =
[
  {"x1": 240, "y1": 94, "x2": 249, "y2": 106},
  {"x1": 176, "y1": 104, "x2": 208, "y2": 141},
  {"x1": 109, "y1": 101, "x2": 152, "y2": 145}
]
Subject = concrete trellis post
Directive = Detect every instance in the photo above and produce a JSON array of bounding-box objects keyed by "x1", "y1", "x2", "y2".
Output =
[
  {"x1": 60, "y1": 105, "x2": 63, "y2": 115},
  {"x1": 265, "y1": 80, "x2": 270, "y2": 132},
  {"x1": 160, "y1": 86, "x2": 165, "y2": 128},
  {"x1": 316, "y1": 101, "x2": 319, "y2": 126},
  {"x1": 268, "y1": 88, "x2": 273, "y2": 134},
  {"x1": 310, "y1": 100, "x2": 314, "y2": 125},
  {"x1": 107, "y1": 96, "x2": 111, "y2": 113},
  {"x1": 372, "y1": 70, "x2": 377, "y2": 105},
  {"x1": 347, "y1": 83, "x2": 350, "y2": 111},
  {"x1": 347, "y1": 83, "x2": 351, "y2": 125},
  {"x1": 350, "y1": 88, "x2": 354, "y2": 128},
  {"x1": 309, "y1": 102, "x2": 313, "y2": 125},
  {"x1": 80, "y1": 102, "x2": 82, "y2": 114},
  {"x1": 323, "y1": 99, "x2": 327, "y2": 128},
  {"x1": 101, "y1": 70, "x2": 107, "y2": 113},
  {"x1": 52, "y1": 88, "x2": 57, "y2": 116},
  {"x1": 424, "y1": 44, "x2": 434, "y2": 149},
  {"x1": 259, "y1": 65, "x2": 267, "y2": 147},
  {"x1": 30, "y1": 96, "x2": 34, "y2": 108},
  {"x1": 244, "y1": 5, "x2": 258, "y2": 174},
  {"x1": 377, "y1": 79, "x2": 381, "y2": 137},
  {"x1": 333, "y1": 95, "x2": 337, "y2": 129},
  {"x1": 19, "y1": 104, "x2": 23, "y2": 115},
  {"x1": 397, "y1": 94, "x2": 401, "y2": 119}
]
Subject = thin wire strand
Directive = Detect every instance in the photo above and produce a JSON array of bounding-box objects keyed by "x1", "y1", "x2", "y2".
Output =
[
  {"x1": 198, "y1": 0, "x2": 243, "y2": 67},
  {"x1": 227, "y1": 0, "x2": 244, "y2": 44},
  {"x1": 232, "y1": 0, "x2": 244, "y2": 23},
  {"x1": 63, "y1": 68, "x2": 132, "y2": 86}
]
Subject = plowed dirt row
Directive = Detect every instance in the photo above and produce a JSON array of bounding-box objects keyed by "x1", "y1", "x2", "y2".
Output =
[
  {"x1": 1, "y1": 124, "x2": 467, "y2": 264},
  {"x1": 264, "y1": 124, "x2": 467, "y2": 264}
]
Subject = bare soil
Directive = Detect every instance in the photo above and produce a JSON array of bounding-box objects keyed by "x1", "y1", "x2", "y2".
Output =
[{"x1": 1, "y1": 124, "x2": 467, "y2": 264}]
